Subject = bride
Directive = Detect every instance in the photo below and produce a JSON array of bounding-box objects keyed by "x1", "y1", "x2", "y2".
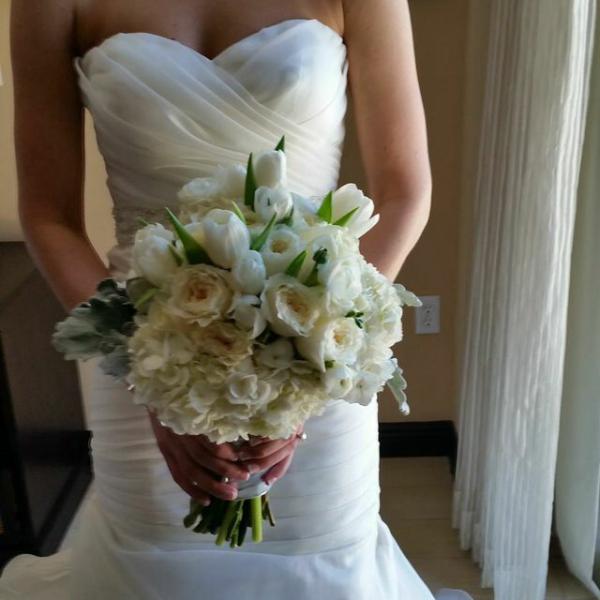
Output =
[{"x1": 4, "y1": 1, "x2": 472, "y2": 599}]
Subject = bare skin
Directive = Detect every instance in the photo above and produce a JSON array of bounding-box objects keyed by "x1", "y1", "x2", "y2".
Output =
[{"x1": 10, "y1": 0, "x2": 431, "y2": 505}]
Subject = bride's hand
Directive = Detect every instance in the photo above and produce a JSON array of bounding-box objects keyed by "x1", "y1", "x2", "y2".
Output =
[
  {"x1": 148, "y1": 410, "x2": 249, "y2": 505},
  {"x1": 237, "y1": 423, "x2": 305, "y2": 486}
]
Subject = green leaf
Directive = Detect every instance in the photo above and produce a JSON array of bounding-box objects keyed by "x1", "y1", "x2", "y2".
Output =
[
  {"x1": 316, "y1": 191, "x2": 333, "y2": 223},
  {"x1": 324, "y1": 360, "x2": 334, "y2": 369},
  {"x1": 164, "y1": 207, "x2": 210, "y2": 264},
  {"x1": 333, "y1": 206, "x2": 359, "y2": 227},
  {"x1": 136, "y1": 216, "x2": 151, "y2": 227},
  {"x1": 250, "y1": 213, "x2": 277, "y2": 251},
  {"x1": 279, "y1": 206, "x2": 294, "y2": 227},
  {"x1": 168, "y1": 244, "x2": 183, "y2": 266},
  {"x1": 304, "y1": 248, "x2": 328, "y2": 287},
  {"x1": 244, "y1": 153, "x2": 257, "y2": 208},
  {"x1": 275, "y1": 135, "x2": 285, "y2": 152},
  {"x1": 284, "y1": 250, "x2": 307, "y2": 278},
  {"x1": 231, "y1": 201, "x2": 247, "y2": 225}
]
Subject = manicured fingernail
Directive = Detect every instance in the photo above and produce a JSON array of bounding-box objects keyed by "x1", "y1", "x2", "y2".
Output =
[
  {"x1": 263, "y1": 476, "x2": 277, "y2": 485},
  {"x1": 242, "y1": 470, "x2": 250, "y2": 480},
  {"x1": 226, "y1": 488, "x2": 238, "y2": 500},
  {"x1": 246, "y1": 463, "x2": 260, "y2": 474}
]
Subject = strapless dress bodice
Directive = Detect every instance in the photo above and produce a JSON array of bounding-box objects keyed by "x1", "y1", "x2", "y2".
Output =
[{"x1": 73, "y1": 19, "x2": 348, "y2": 278}]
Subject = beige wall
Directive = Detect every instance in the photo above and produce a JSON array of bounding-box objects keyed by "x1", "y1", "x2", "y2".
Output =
[{"x1": 0, "y1": 0, "x2": 474, "y2": 424}]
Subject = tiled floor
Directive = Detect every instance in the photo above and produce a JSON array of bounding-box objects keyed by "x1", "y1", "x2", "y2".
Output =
[{"x1": 380, "y1": 457, "x2": 595, "y2": 600}]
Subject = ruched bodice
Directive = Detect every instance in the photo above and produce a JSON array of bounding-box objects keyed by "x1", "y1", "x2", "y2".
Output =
[{"x1": 74, "y1": 19, "x2": 348, "y2": 278}]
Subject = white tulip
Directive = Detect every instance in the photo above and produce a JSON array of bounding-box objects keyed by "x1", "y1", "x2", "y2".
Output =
[
  {"x1": 233, "y1": 295, "x2": 267, "y2": 338},
  {"x1": 296, "y1": 317, "x2": 364, "y2": 372},
  {"x1": 255, "y1": 338, "x2": 295, "y2": 370},
  {"x1": 202, "y1": 209, "x2": 250, "y2": 269},
  {"x1": 132, "y1": 223, "x2": 178, "y2": 287},
  {"x1": 231, "y1": 250, "x2": 266, "y2": 295},
  {"x1": 332, "y1": 183, "x2": 380, "y2": 238},
  {"x1": 318, "y1": 256, "x2": 363, "y2": 312},
  {"x1": 302, "y1": 225, "x2": 359, "y2": 261},
  {"x1": 260, "y1": 274, "x2": 321, "y2": 337},
  {"x1": 254, "y1": 150, "x2": 286, "y2": 188},
  {"x1": 260, "y1": 228, "x2": 304, "y2": 276},
  {"x1": 254, "y1": 186, "x2": 293, "y2": 223}
]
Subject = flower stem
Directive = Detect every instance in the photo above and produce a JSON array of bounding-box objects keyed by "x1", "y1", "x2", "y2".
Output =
[
  {"x1": 215, "y1": 500, "x2": 241, "y2": 546},
  {"x1": 250, "y1": 496, "x2": 263, "y2": 543}
]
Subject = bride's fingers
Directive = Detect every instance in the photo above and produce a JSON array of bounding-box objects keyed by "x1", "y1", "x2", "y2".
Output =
[
  {"x1": 174, "y1": 446, "x2": 240, "y2": 501},
  {"x1": 181, "y1": 439, "x2": 250, "y2": 482},
  {"x1": 162, "y1": 449, "x2": 211, "y2": 505},
  {"x1": 194, "y1": 435, "x2": 240, "y2": 462},
  {"x1": 261, "y1": 451, "x2": 295, "y2": 485},
  {"x1": 239, "y1": 436, "x2": 300, "y2": 475},
  {"x1": 237, "y1": 435, "x2": 296, "y2": 462}
]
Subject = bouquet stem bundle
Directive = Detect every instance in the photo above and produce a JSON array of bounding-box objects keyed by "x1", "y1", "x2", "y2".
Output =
[{"x1": 183, "y1": 494, "x2": 275, "y2": 548}]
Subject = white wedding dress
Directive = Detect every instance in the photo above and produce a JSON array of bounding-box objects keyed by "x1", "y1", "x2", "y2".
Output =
[{"x1": 0, "y1": 18, "x2": 472, "y2": 600}]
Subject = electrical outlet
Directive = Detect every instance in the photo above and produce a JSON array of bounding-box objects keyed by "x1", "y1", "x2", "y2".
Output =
[{"x1": 415, "y1": 295, "x2": 440, "y2": 334}]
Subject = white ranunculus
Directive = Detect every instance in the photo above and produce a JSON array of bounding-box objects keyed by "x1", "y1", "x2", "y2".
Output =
[
  {"x1": 254, "y1": 150, "x2": 286, "y2": 188},
  {"x1": 255, "y1": 338, "x2": 295, "y2": 370},
  {"x1": 260, "y1": 274, "x2": 321, "y2": 337},
  {"x1": 260, "y1": 228, "x2": 304, "y2": 276},
  {"x1": 323, "y1": 364, "x2": 356, "y2": 399},
  {"x1": 254, "y1": 186, "x2": 293, "y2": 223},
  {"x1": 166, "y1": 265, "x2": 234, "y2": 326},
  {"x1": 233, "y1": 295, "x2": 267, "y2": 338},
  {"x1": 231, "y1": 250, "x2": 266, "y2": 295},
  {"x1": 318, "y1": 256, "x2": 363, "y2": 312},
  {"x1": 132, "y1": 223, "x2": 179, "y2": 287},
  {"x1": 202, "y1": 209, "x2": 250, "y2": 268},
  {"x1": 296, "y1": 317, "x2": 364, "y2": 371},
  {"x1": 332, "y1": 183, "x2": 380, "y2": 238}
]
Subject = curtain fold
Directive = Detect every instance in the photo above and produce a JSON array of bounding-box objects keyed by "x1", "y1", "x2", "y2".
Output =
[
  {"x1": 452, "y1": 2, "x2": 597, "y2": 599},
  {"x1": 555, "y1": 8, "x2": 600, "y2": 597}
]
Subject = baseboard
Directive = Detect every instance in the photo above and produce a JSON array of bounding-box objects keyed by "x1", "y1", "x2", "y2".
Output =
[{"x1": 378, "y1": 420, "x2": 458, "y2": 475}]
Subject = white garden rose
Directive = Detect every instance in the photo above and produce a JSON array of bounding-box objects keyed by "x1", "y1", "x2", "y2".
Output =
[
  {"x1": 132, "y1": 223, "x2": 178, "y2": 287},
  {"x1": 296, "y1": 317, "x2": 365, "y2": 372},
  {"x1": 193, "y1": 320, "x2": 252, "y2": 366},
  {"x1": 305, "y1": 226, "x2": 359, "y2": 261},
  {"x1": 254, "y1": 186, "x2": 293, "y2": 223},
  {"x1": 260, "y1": 228, "x2": 304, "y2": 276},
  {"x1": 318, "y1": 256, "x2": 363, "y2": 312},
  {"x1": 255, "y1": 338, "x2": 295, "y2": 370},
  {"x1": 260, "y1": 274, "x2": 321, "y2": 337},
  {"x1": 202, "y1": 209, "x2": 250, "y2": 268},
  {"x1": 166, "y1": 265, "x2": 234, "y2": 326},
  {"x1": 231, "y1": 250, "x2": 266, "y2": 295},
  {"x1": 232, "y1": 295, "x2": 267, "y2": 338},
  {"x1": 254, "y1": 149, "x2": 286, "y2": 188},
  {"x1": 332, "y1": 183, "x2": 380, "y2": 238}
]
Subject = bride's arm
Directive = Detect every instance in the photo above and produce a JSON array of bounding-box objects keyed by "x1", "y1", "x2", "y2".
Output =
[
  {"x1": 11, "y1": 0, "x2": 109, "y2": 312},
  {"x1": 343, "y1": 0, "x2": 432, "y2": 281}
]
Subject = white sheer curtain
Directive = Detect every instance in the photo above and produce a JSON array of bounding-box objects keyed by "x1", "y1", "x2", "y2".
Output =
[
  {"x1": 555, "y1": 12, "x2": 600, "y2": 597},
  {"x1": 452, "y1": 2, "x2": 596, "y2": 600}
]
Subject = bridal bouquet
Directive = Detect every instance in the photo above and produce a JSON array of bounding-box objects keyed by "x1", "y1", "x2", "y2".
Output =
[{"x1": 52, "y1": 136, "x2": 421, "y2": 548}]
